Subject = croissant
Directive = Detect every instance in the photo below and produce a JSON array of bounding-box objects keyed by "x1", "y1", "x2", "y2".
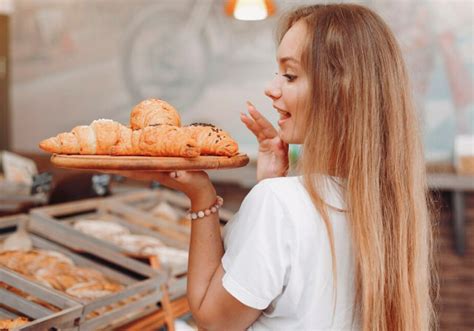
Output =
[
  {"x1": 138, "y1": 125, "x2": 200, "y2": 157},
  {"x1": 130, "y1": 98, "x2": 181, "y2": 130},
  {"x1": 39, "y1": 119, "x2": 125, "y2": 155},
  {"x1": 186, "y1": 123, "x2": 239, "y2": 157},
  {"x1": 39, "y1": 120, "x2": 200, "y2": 157}
]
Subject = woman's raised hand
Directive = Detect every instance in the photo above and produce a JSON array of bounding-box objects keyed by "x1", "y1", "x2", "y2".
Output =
[{"x1": 240, "y1": 102, "x2": 289, "y2": 182}]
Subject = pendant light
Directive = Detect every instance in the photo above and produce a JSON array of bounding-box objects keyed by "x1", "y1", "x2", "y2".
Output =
[{"x1": 225, "y1": 0, "x2": 276, "y2": 21}]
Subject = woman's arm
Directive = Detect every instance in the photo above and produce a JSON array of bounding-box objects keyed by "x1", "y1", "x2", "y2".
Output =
[
  {"x1": 107, "y1": 170, "x2": 262, "y2": 329},
  {"x1": 186, "y1": 186, "x2": 222, "y2": 314},
  {"x1": 186, "y1": 186, "x2": 262, "y2": 330}
]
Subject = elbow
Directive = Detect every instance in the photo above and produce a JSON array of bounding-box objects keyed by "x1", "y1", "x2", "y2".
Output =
[
  {"x1": 190, "y1": 311, "x2": 217, "y2": 331},
  {"x1": 188, "y1": 301, "x2": 230, "y2": 331},
  {"x1": 188, "y1": 304, "x2": 215, "y2": 330}
]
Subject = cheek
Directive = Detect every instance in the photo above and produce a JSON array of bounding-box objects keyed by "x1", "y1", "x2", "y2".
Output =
[{"x1": 289, "y1": 113, "x2": 307, "y2": 144}]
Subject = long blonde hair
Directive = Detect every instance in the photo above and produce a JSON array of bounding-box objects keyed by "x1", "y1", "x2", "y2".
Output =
[{"x1": 277, "y1": 4, "x2": 436, "y2": 330}]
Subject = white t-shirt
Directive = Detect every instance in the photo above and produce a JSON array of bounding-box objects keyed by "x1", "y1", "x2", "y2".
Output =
[{"x1": 221, "y1": 176, "x2": 358, "y2": 330}]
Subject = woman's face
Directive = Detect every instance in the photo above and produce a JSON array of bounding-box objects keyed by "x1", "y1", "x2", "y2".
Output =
[{"x1": 265, "y1": 20, "x2": 309, "y2": 145}]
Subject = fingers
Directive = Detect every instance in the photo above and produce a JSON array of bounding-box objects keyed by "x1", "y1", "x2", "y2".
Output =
[
  {"x1": 246, "y1": 102, "x2": 278, "y2": 138},
  {"x1": 240, "y1": 101, "x2": 278, "y2": 141},
  {"x1": 240, "y1": 112, "x2": 264, "y2": 140},
  {"x1": 169, "y1": 170, "x2": 185, "y2": 179}
]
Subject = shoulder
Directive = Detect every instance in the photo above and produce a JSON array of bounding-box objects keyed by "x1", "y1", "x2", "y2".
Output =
[
  {"x1": 224, "y1": 178, "x2": 300, "y2": 234},
  {"x1": 244, "y1": 175, "x2": 346, "y2": 216},
  {"x1": 244, "y1": 176, "x2": 303, "y2": 206}
]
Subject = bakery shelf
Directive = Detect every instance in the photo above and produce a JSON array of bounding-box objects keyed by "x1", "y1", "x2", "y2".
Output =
[
  {"x1": 0, "y1": 265, "x2": 82, "y2": 330},
  {"x1": 30, "y1": 196, "x2": 189, "y2": 275},
  {"x1": 0, "y1": 214, "x2": 164, "y2": 331},
  {"x1": 30, "y1": 197, "x2": 190, "y2": 330}
]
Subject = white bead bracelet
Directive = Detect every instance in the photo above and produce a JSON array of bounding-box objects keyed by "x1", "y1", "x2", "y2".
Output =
[{"x1": 187, "y1": 196, "x2": 224, "y2": 220}]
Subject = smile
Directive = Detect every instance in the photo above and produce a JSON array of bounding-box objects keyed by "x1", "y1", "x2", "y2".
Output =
[
  {"x1": 275, "y1": 108, "x2": 291, "y2": 127},
  {"x1": 275, "y1": 107, "x2": 291, "y2": 119},
  {"x1": 277, "y1": 109, "x2": 291, "y2": 119}
]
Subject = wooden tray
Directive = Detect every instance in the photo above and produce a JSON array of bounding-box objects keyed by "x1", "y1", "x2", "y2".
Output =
[
  {"x1": 50, "y1": 153, "x2": 249, "y2": 171},
  {"x1": 0, "y1": 266, "x2": 82, "y2": 331}
]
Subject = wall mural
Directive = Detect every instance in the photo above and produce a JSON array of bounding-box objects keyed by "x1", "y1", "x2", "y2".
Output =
[{"x1": 10, "y1": 0, "x2": 473, "y2": 164}]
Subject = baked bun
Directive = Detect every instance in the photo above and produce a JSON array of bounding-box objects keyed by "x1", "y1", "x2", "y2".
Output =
[
  {"x1": 66, "y1": 281, "x2": 123, "y2": 300},
  {"x1": 73, "y1": 220, "x2": 130, "y2": 240},
  {"x1": 109, "y1": 234, "x2": 164, "y2": 256},
  {"x1": 130, "y1": 98, "x2": 181, "y2": 129}
]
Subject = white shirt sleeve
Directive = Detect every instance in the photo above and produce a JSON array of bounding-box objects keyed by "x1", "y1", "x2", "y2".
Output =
[{"x1": 221, "y1": 180, "x2": 292, "y2": 310}]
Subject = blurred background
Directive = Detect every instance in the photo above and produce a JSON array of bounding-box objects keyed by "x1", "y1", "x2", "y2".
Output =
[{"x1": 0, "y1": 0, "x2": 473, "y2": 330}]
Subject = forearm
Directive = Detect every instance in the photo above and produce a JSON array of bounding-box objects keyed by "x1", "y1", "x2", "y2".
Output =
[{"x1": 186, "y1": 190, "x2": 224, "y2": 316}]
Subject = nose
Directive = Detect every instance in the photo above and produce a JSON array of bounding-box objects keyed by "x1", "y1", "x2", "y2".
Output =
[{"x1": 264, "y1": 76, "x2": 282, "y2": 100}]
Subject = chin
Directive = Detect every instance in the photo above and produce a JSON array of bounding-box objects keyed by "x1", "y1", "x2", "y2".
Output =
[{"x1": 279, "y1": 131, "x2": 302, "y2": 145}]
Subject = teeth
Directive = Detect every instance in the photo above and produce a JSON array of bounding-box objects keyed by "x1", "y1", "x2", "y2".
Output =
[{"x1": 278, "y1": 110, "x2": 291, "y2": 118}]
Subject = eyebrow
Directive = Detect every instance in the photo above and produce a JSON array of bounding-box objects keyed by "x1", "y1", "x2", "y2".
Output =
[{"x1": 278, "y1": 56, "x2": 300, "y2": 64}]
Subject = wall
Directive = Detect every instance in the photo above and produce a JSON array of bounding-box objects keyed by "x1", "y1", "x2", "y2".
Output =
[{"x1": 8, "y1": 0, "x2": 474, "y2": 161}]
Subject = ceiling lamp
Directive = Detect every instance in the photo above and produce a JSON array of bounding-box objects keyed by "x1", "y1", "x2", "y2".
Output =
[{"x1": 225, "y1": 0, "x2": 276, "y2": 21}]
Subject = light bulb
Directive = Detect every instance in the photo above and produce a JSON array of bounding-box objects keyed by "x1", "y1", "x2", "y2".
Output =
[{"x1": 233, "y1": 0, "x2": 268, "y2": 21}]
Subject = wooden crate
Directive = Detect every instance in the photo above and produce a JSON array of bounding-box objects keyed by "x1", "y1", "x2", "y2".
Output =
[
  {"x1": 0, "y1": 214, "x2": 164, "y2": 331},
  {"x1": 109, "y1": 188, "x2": 233, "y2": 231},
  {"x1": 32, "y1": 194, "x2": 191, "y2": 248},
  {"x1": 0, "y1": 265, "x2": 82, "y2": 330},
  {"x1": 30, "y1": 197, "x2": 190, "y2": 331},
  {"x1": 30, "y1": 197, "x2": 189, "y2": 274}
]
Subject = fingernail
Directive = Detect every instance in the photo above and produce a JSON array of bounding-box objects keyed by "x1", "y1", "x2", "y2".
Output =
[
  {"x1": 240, "y1": 112, "x2": 247, "y2": 117},
  {"x1": 246, "y1": 100, "x2": 255, "y2": 108}
]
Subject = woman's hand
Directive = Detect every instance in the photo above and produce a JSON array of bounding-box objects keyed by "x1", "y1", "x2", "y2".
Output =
[
  {"x1": 106, "y1": 170, "x2": 216, "y2": 209},
  {"x1": 240, "y1": 101, "x2": 289, "y2": 182}
]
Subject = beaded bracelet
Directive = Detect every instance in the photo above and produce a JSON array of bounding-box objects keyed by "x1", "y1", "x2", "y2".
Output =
[{"x1": 187, "y1": 196, "x2": 224, "y2": 220}]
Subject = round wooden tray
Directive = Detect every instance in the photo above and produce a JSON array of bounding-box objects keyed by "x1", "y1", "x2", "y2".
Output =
[{"x1": 50, "y1": 153, "x2": 249, "y2": 171}]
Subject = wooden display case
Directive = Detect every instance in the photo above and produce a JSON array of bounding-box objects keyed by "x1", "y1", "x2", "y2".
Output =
[
  {"x1": 30, "y1": 195, "x2": 194, "y2": 330},
  {"x1": 0, "y1": 214, "x2": 164, "y2": 331},
  {"x1": 0, "y1": 266, "x2": 82, "y2": 330}
]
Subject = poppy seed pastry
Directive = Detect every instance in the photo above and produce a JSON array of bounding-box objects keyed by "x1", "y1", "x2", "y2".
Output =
[{"x1": 186, "y1": 124, "x2": 239, "y2": 157}]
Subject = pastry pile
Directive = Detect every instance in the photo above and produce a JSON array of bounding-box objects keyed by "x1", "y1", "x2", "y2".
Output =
[
  {"x1": 0, "y1": 317, "x2": 29, "y2": 329},
  {"x1": 0, "y1": 317, "x2": 28, "y2": 330},
  {"x1": 39, "y1": 98, "x2": 239, "y2": 157},
  {"x1": 0, "y1": 249, "x2": 123, "y2": 302},
  {"x1": 73, "y1": 220, "x2": 188, "y2": 272}
]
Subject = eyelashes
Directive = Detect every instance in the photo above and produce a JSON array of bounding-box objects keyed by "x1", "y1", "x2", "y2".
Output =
[
  {"x1": 283, "y1": 74, "x2": 297, "y2": 82},
  {"x1": 274, "y1": 72, "x2": 297, "y2": 82}
]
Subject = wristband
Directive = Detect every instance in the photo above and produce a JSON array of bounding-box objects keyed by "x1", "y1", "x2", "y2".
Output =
[{"x1": 187, "y1": 196, "x2": 224, "y2": 220}]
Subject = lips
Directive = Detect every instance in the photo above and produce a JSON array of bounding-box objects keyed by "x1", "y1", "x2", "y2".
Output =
[
  {"x1": 274, "y1": 107, "x2": 291, "y2": 119},
  {"x1": 278, "y1": 110, "x2": 291, "y2": 118},
  {"x1": 275, "y1": 107, "x2": 291, "y2": 127}
]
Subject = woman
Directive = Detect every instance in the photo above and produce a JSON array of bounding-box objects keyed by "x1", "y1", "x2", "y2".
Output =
[{"x1": 116, "y1": 4, "x2": 435, "y2": 330}]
